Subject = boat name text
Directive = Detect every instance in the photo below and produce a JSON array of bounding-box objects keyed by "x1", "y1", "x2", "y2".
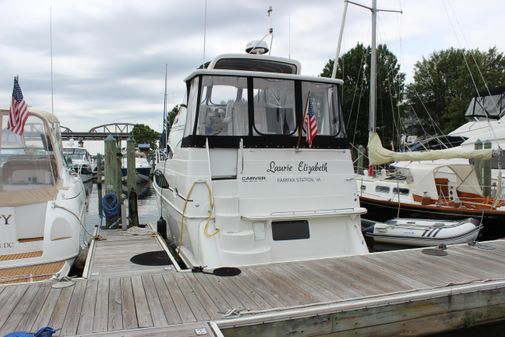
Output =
[
  {"x1": 1, "y1": 242, "x2": 14, "y2": 249},
  {"x1": 266, "y1": 161, "x2": 328, "y2": 174},
  {"x1": 1, "y1": 214, "x2": 12, "y2": 225}
]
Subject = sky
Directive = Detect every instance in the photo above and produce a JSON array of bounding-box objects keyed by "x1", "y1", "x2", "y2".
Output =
[{"x1": 1, "y1": 0, "x2": 504, "y2": 134}]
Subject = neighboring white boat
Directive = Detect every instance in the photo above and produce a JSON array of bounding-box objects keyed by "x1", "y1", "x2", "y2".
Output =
[
  {"x1": 121, "y1": 151, "x2": 152, "y2": 196},
  {"x1": 405, "y1": 88, "x2": 505, "y2": 194},
  {"x1": 0, "y1": 109, "x2": 86, "y2": 284},
  {"x1": 63, "y1": 139, "x2": 95, "y2": 189},
  {"x1": 363, "y1": 217, "x2": 482, "y2": 247},
  {"x1": 153, "y1": 46, "x2": 369, "y2": 269}
]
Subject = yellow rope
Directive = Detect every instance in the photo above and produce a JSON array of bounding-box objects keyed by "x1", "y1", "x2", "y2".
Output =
[{"x1": 177, "y1": 181, "x2": 220, "y2": 256}]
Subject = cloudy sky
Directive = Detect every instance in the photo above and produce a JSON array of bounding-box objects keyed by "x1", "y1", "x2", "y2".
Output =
[{"x1": 1, "y1": 0, "x2": 504, "y2": 133}]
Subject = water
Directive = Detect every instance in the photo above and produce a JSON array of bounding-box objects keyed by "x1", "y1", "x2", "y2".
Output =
[
  {"x1": 82, "y1": 184, "x2": 505, "y2": 336},
  {"x1": 84, "y1": 182, "x2": 159, "y2": 234}
]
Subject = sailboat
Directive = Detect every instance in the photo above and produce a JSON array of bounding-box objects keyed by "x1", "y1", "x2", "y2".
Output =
[
  {"x1": 342, "y1": 1, "x2": 504, "y2": 240},
  {"x1": 153, "y1": 41, "x2": 369, "y2": 269}
]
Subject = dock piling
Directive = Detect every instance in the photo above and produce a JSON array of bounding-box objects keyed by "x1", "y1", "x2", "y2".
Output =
[
  {"x1": 483, "y1": 140, "x2": 492, "y2": 197},
  {"x1": 104, "y1": 135, "x2": 121, "y2": 228},
  {"x1": 96, "y1": 153, "x2": 103, "y2": 218},
  {"x1": 474, "y1": 139, "x2": 483, "y2": 188}
]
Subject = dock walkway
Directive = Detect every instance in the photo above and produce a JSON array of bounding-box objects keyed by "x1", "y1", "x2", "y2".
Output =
[
  {"x1": 2, "y1": 232, "x2": 505, "y2": 336},
  {"x1": 84, "y1": 227, "x2": 174, "y2": 279}
]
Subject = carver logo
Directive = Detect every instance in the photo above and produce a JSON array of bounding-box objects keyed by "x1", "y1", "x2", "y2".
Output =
[
  {"x1": 242, "y1": 176, "x2": 266, "y2": 183},
  {"x1": 1, "y1": 214, "x2": 12, "y2": 225}
]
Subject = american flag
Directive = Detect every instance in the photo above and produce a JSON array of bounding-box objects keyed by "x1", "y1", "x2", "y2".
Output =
[
  {"x1": 304, "y1": 96, "x2": 318, "y2": 147},
  {"x1": 8, "y1": 77, "x2": 29, "y2": 135}
]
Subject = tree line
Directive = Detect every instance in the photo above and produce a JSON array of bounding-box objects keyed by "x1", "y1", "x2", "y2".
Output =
[{"x1": 321, "y1": 45, "x2": 505, "y2": 148}]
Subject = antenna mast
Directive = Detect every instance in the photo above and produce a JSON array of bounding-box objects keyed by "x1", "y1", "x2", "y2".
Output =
[
  {"x1": 50, "y1": 5, "x2": 54, "y2": 114},
  {"x1": 202, "y1": 0, "x2": 208, "y2": 64},
  {"x1": 162, "y1": 64, "x2": 168, "y2": 149},
  {"x1": 267, "y1": 6, "x2": 273, "y2": 55}
]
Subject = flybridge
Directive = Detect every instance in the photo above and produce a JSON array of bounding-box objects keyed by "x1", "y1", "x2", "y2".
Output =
[{"x1": 465, "y1": 86, "x2": 505, "y2": 120}]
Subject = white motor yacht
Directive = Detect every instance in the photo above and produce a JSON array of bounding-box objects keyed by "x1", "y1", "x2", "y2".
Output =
[
  {"x1": 0, "y1": 109, "x2": 86, "y2": 284},
  {"x1": 63, "y1": 139, "x2": 95, "y2": 190},
  {"x1": 153, "y1": 48, "x2": 369, "y2": 269}
]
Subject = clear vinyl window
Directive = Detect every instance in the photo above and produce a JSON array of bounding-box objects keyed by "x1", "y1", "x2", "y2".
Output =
[
  {"x1": 252, "y1": 78, "x2": 296, "y2": 135},
  {"x1": 195, "y1": 76, "x2": 249, "y2": 136},
  {"x1": 301, "y1": 82, "x2": 345, "y2": 137},
  {"x1": 0, "y1": 113, "x2": 58, "y2": 192}
]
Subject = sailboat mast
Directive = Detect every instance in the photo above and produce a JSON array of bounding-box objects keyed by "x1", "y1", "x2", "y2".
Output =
[{"x1": 369, "y1": 0, "x2": 377, "y2": 133}]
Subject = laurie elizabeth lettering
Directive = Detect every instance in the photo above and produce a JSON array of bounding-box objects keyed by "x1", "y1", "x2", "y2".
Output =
[{"x1": 267, "y1": 161, "x2": 328, "y2": 174}]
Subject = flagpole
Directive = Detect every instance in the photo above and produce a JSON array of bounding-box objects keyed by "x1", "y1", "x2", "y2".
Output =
[{"x1": 296, "y1": 91, "x2": 311, "y2": 149}]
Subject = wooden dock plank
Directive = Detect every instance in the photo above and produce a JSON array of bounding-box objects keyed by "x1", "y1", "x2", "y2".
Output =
[
  {"x1": 48, "y1": 283, "x2": 75, "y2": 330},
  {"x1": 276, "y1": 263, "x2": 341, "y2": 302},
  {"x1": 0, "y1": 284, "x2": 39, "y2": 335},
  {"x1": 76, "y1": 279, "x2": 98, "y2": 335},
  {"x1": 121, "y1": 277, "x2": 138, "y2": 330},
  {"x1": 93, "y1": 278, "x2": 109, "y2": 333},
  {"x1": 0, "y1": 284, "x2": 29, "y2": 332},
  {"x1": 361, "y1": 254, "x2": 437, "y2": 288},
  {"x1": 237, "y1": 268, "x2": 286, "y2": 308},
  {"x1": 131, "y1": 275, "x2": 154, "y2": 328},
  {"x1": 228, "y1": 274, "x2": 273, "y2": 309},
  {"x1": 171, "y1": 272, "x2": 210, "y2": 321},
  {"x1": 141, "y1": 275, "x2": 168, "y2": 328},
  {"x1": 265, "y1": 264, "x2": 325, "y2": 303},
  {"x1": 194, "y1": 273, "x2": 250, "y2": 311},
  {"x1": 306, "y1": 260, "x2": 367, "y2": 298},
  {"x1": 182, "y1": 272, "x2": 221, "y2": 318},
  {"x1": 325, "y1": 254, "x2": 423, "y2": 292},
  {"x1": 152, "y1": 274, "x2": 183, "y2": 325},
  {"x1": 31, "y1": 287, "x2": 62, "y2": 331},
  {"x1": 317, "y1": 257, "x2": 407, "y2": 295},
  {"x1": 61, "y1": 280, "x2": 87, "y2": 336},
  {"x1": 108, "y1": 278, "x2": 123, "y2": 331},
  {"x1": 15, "y1": 284, "x2": 51, "y2": 332}
]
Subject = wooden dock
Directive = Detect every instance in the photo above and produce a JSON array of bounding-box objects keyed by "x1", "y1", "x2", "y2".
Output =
[
  {"x1": 83, "y1": 227, "x2": 176, "y2": 279},
  {"x1": 2, "y1": 230, "x2": 505, "y2": 336}
]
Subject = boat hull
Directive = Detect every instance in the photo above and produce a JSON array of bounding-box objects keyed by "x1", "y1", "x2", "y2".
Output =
[{"x1": 360, "y1": 196, "x2": 505, "y2": 240}]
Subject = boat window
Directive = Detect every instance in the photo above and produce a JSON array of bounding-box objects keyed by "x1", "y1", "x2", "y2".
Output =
[
  {"x1": 272, "y1": 220, "x2": 310, "y2": 241},
  {"x1": 302, "y1": 82, "x2": 345, "y2": 137},
  {"x1": 393, "y1": 187, "x2": 409, "y2": 195},
  {"x1": 252, "y1": 78, "x2": 296, "y2": 135},
  {"x1": 375, "y1": 185, "x2": 390, "y2": 193},
  {"x1": 63, "y1": 147, "x2": 87, "y2": 160},
  {"x1": 361, "y1": 185, "x2": 366, "y2": 191},
  {"x1": 0, "y1": 113, "x2": 58, "y2": 192},
  {"x1": 183, "y1": 77, "x2": 200, "y2": 137},
  {"x1": 195, "y1": 76, "x2": 249, "y2": 136}
]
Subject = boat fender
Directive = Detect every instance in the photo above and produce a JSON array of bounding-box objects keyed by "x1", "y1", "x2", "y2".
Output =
[{"x1": 157, "y1": 216, "x2": 168, "y2": 241}]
